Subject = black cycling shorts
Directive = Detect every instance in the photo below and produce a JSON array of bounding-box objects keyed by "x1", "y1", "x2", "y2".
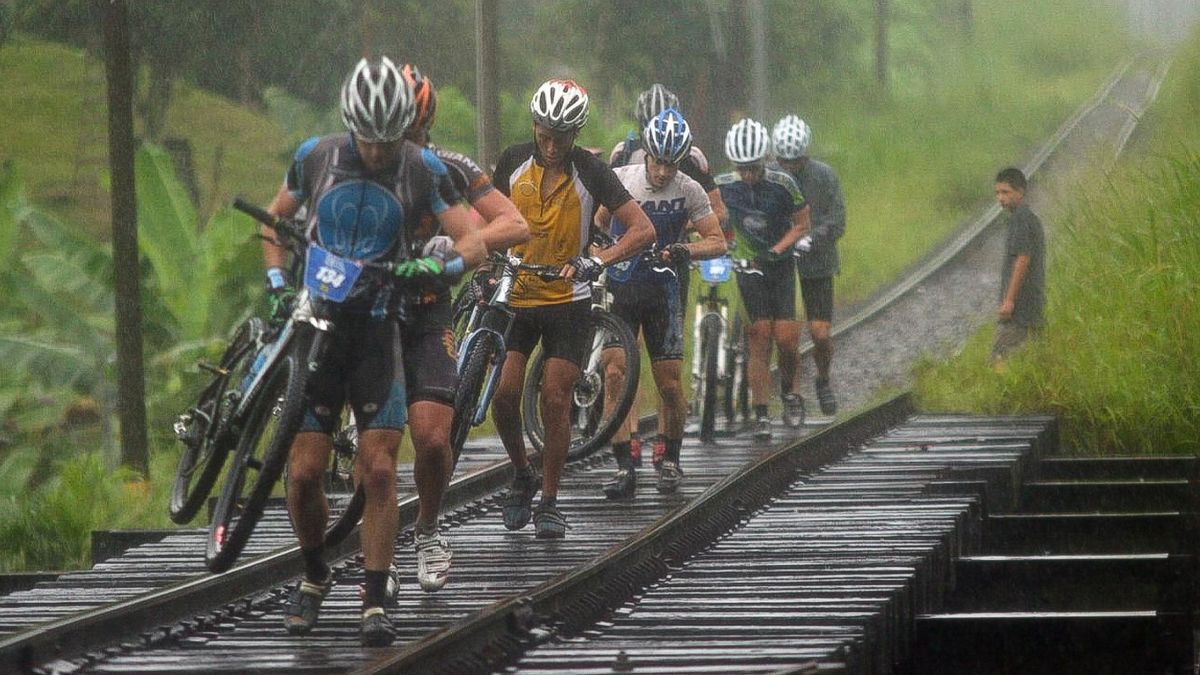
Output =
[
  {"x1": 507, "y1": 300, "x2": 592, "y2": 368},
  {"x1": 301, "y1": 315, "x2": 408, "y2": 434},
  {"x1": 736, "y1": 258, "x2": 796, "y2": 322},
  {"x1": 609, "y1": 281, "x2": 684, "y2": 362},
  {"x1": 402, "y1": 300, "x2": 459, "y2": 406},
  {"x1": 799, "y1": 276, "x2": 834, "y2": 323}
]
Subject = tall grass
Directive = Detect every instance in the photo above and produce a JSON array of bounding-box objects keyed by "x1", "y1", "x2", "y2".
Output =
[
  {"x1": 0, "y1": 452, "x2": 176, "y2": 572},
  {"x1": 913, "y1": 32, "x2": 1200, "y2": 454},
  {"x1": 804, "y1": 0, "x2": 1129, "y2": 306}
]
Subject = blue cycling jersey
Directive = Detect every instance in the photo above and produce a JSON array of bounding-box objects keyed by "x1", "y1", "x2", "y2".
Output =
[{"x1": 284, "y1": 134, "x2": 462, "y2": 315}]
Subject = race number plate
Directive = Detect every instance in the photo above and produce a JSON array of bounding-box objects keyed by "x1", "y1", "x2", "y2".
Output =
[
  {"x1": 304, "y1": 244, "x2": 364, "y2": 302},
  {"x1": 698, "y1": 256, "x2": 733, "y2": 283}
]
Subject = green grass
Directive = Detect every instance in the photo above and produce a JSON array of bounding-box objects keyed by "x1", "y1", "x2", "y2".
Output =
[
  {"x1": 0, "y1": 34, "x2": 289, "y2": 236},
  {"x1": 803, "y1": 0, "x2": 1129, "y2": 306},
  {"x1": 913, "y1": 30, "x2": 1200, "y2": 455}
]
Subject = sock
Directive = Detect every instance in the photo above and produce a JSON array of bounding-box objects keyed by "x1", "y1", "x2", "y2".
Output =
[
  {"x1": 665, "y1": 437, "x2": 683, "y2": 463},
  {"x1": 755, "y1": 404, "x2": 769, "y2": 420},
  {"x1": 302, "y1": 544, "x2": 329, "y2": 584},
  {"x1": 612, "y1": 441, "x2": 632, "y2": 469},
  {"x1": 540, "y1": 496, "x2": 557, "y2": 508},
  {"x1": 363, "y1": 569, "x2": 389, "y2": 608}
]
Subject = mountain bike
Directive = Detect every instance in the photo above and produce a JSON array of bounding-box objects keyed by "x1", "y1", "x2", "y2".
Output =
[
  {"x1": 520, "y1": 256, "x2": 641, "y2": 458},
  {"x1": 198, "y1": 198, "x2": 425, "y2": 573},
  {"x1": 447, "y1": 252, "x2": 561, "y2": 464},
  {"x1": 169, "y1": 316, "x2": 268, "y2": 524},
  {"x1": 689, "y1": 256, "x2": 758, "y2": 443}
]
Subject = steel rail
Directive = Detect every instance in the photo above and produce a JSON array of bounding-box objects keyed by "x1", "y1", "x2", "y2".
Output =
[{"x1": 357, "y1": 393, "x2": 916, "y2": 674}]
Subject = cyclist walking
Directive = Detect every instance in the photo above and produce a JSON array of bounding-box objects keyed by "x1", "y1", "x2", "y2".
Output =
[
  {"x1": 609, "y1": 83, "x2": 728, "y2": 467},
  {"x1": 717, "y1": 118, "x2": 811, "y2": 441},
  {"x1": 597, "y1": 108, "x2": 726, "y2": 498},
  {"x1": 772, "y1": 115, "x2": 845, "y2": 415},
  {"x1": 490, "y1": 79, "x2": 655, "y2": 538},
  {"x1": 262, "y1": 56, "x2": 485, "y2": 646},
  {"x1": 325, "y1": 64, "x2": 524, "y2": 596}
]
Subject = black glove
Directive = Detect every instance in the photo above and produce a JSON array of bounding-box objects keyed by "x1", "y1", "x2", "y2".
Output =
[
  {"x1": 665, "y1": 242, "x2": 691, "y2": 266},
  {"x1": 756, "y1": 249, "x2": 787, "y2": 266},
  {"x1": 265, "y1": 267, "x2": 295, "y2": 325},
  {"x1": 567, "y1": 255, "x2": 604, "y2": 282}
]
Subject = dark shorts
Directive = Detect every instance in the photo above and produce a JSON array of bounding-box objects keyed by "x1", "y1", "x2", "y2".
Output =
[
  {"x1": 609, "y1": 281, "x2": 684, "y2": 362},
  {"x1": 736, "y1": 259, "x2": 796, "y2": 322},
  {"x1": 301, "y1": 315, "x2": 408, "y2": 434},
  {"x1": 402, "y1": 300, "x2": 458, "y2": 406},
  {"x1": 799, "y1": 276, "x2": 834, "y2": 323},
  {"x1": 507, "y1": 300, "x2": 592, "y2": 368},
  {"x1": 990, "y1": 319, "x2": 1040, "y2": 362}
]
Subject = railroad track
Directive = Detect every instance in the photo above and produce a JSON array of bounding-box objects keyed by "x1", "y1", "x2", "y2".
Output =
[
  {"x1": 364, "y1": 401, "x2": 1058, "y2": 674},
  {"x1": 0, "y1": 52, "x2": 1176, "y2": 674}
]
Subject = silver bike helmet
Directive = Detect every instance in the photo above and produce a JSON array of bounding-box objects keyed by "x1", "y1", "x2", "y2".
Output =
[
  {"x1": 530, "y1": 79, "x2": 590, "y2": 132},
  {"x1": 724, "y1": 118, "x2": 770, "y2": 164},
  {"x1": 635, "y1": 83, "x2": 679, "y2": 128},
  {"x1": 772, "y1": 114, "x2": 812, "y2": 160},
  {"x1": 339, "y1": 56, "x2": 415, "y2": 142}
]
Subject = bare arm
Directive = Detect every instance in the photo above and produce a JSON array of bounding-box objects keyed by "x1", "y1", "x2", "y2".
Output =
[
  {"x1": 436, "y1": 204, "x2": 487, "y2": 267},
  {"x1": 471, "y1": 189, "x2": 531, "y2": 251},
  {"x1": 261, "y1": 184, "x2": 302, "y2": 270},
  {"x1": 673, "y1": 212, "x2": 726, "y2": 262},
  {"x1": 999, "y1": 254, "x2": 1031, "y2": 319},
  {"x1": 706, "y1": 187, "x2": 727, "y2": 229},
  {"x1": 772, "y1": 204, "x2": 811, "y2": 255},
  {"x1": 595, "y1": 200, "x2": 655, "y2": 265},
  {"x1": 594, "y1": 204, "x2": 613, "y2": 230}
]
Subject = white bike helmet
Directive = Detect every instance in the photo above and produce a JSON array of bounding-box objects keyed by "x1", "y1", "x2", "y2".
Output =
[
  {"x1": 635, "y1": 83, "x2": 679, "y2": 128},
  {"x1": 642, "y1": 107, "x2": 693, "y2": 165},
  {"x1": 340, "y1": 56, "x2": 414, "y2": 143},
  {"x1": 530, "y1": 79, "x2": 590, "y2": 132},
  {"x1": 724, "y1": 118, "x2": 770, "y2": 164},
  {"x1": 772, "y1": 114, "x2": 812, "y2": 160}
]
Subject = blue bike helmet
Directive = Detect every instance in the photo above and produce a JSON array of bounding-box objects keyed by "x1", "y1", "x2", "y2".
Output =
[{"x1": 642, "y1": 107, "x2": 692, "y2": 165}]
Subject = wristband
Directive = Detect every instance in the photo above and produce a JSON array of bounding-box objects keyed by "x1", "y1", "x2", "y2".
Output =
[
  {"x1": 266, "y1": 267, "x2": 287, "y2": 290},
  {"x1": 441, "y1": 253, "x2": 465, "y2": 278}
]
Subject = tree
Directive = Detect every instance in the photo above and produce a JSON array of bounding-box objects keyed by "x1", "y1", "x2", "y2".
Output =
[{"x1": 0, "y1": 148, "x2": 261, "y2": 489}]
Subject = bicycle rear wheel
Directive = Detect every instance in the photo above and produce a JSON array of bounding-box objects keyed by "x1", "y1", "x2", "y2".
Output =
[
  {"x1": 322, "y1": 418, "x2": 365, "y2": 547},
  {"x1": 205, "y1": 336, "x2": 309, "y2": 573},
  {"x1": 725, "y1": 313, "x2": 750, "y2": 425},
  {"x1": 169, "y1": 318, "x2": 264, "y2": 524},
  {"x1": 522, "y1": 310, "x2": 639, "y2": 458},
  {"x1": 698, "y1": 313, "x2": 722, "y2": 443}
]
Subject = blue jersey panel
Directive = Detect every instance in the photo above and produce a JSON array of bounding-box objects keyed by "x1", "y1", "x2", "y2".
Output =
[{"x1": 314, "y1": 180, "x2": 405, "y2": 261}]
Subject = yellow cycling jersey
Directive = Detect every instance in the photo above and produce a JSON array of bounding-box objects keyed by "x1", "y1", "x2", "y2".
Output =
[{"x1": 493, "y1": 142, "x2": 632, "y2": 307}]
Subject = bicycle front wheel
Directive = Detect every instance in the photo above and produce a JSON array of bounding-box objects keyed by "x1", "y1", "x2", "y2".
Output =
[
  {"x1": 450, "y1": 331, "x2": 502, "y2": 467},
  {"x1": 522, "y1": 310, "x2": 639, "y2": 459},
  {"x1": 698, "y1": 313, "x2": 722, "y2": 443},
  {"x1": 169, "y1": 318, "x2": 263, "y2": 524},
  {"x1": 205, "y1": 336, "x2": 309, "y2": 573}
]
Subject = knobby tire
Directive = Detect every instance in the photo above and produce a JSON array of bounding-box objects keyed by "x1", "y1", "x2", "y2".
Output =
[
  {"x1": 169, "y1": 318, "x2": 262, "y2": 524},
  {"x1": 205, "y1": 334, "x2": 309, "y2": 573},
  {"x1": 522, "y1": 310, "x2": 639, "y2": 458},
  {"x1": 699, "y1": 313, "x2": 722, "y2": 443}
]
